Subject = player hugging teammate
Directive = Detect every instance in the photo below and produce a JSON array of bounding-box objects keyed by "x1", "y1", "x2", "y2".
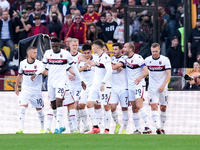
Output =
[{"x1": 15, "y1": 38, "x2": 170, "y2": 134}]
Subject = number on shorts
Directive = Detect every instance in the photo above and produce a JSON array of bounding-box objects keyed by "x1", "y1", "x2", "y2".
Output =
[
  {"x1": 135, "y1": 89, "x2": 142, "y2": 96},
  {"x1": 76, "y1": 91, "x2": 80, "y2": 96},
  {"x1": 101, "y1": 94, "x2": 108, "y2": 101},
  {"x1": 58, "y1": 88, "x2": 64, "y2": 96},
  {"x1": 37, "y1": 98, "x2": 42, "y2": 106},
  {"x1": 125, "y1": 97, "x2": 128, "y2": 105},
  {"x1": 165, "y1": 96, "x2": 168, "y2": 101}
]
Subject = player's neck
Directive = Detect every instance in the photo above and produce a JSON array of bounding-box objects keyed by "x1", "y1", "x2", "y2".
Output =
[
  {"x1": 128, "y1": 52, "x2": 134, "y2": 58},
  {"x1": 27, "y1": 58, "x2": 35, "y2": 64},
  {"x1": 71, "y1": 51, "x2": 78, "y2": 56},
  {"x1": 96, "y1": 50, "x2": 104, "y2": 56}
]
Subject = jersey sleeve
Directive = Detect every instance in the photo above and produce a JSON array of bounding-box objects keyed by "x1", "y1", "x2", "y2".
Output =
[
  {"x1": 165, "y1": 57, "x2": 171, "y2": 70},
  {"x1": 137, "y1": 55, "x2": 145, "y2": 67},
  {"x1": 42, "y1": 51, "x2": 48, "y2": 64},
  {"x1": 119, "y1": 56, "x2": 126, "y2": 67},
  {"x1": 67, "y1": 52, "x2": 74, "y2": 65},
  {"x1": 18, "y1": 61, "x2": 23, "y2": 75}
]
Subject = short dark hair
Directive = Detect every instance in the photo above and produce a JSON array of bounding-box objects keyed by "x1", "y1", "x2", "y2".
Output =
[
  {"x1": 51, "y1": 37, "x2": 61, "y2": 43},
  {"x1": 113, "y1": 43, "x2": 123, "y2": 50},
  {"x1": 93, "y1": 39, "x2": 104, "y2": 49},
  {"x1": 88, "y1": 3, "x2": 94, "y2": 8},
  {"x1": 82, "y1": 43, "x2": 92, "y2": 51},
  {"x1": 27, "y1": 46, "x2": 37, "y2": 52},
  {"x1": 100, "y1": 12, "x2": 106, "y2": 18}
]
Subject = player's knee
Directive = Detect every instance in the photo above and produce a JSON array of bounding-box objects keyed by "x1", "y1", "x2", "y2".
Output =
[
  {"x1": 160, "y1": 105, "x2": 166, "y2": 112},
  {"x1": 94, "y1": 104, "x2": 101, "y2": 109},
  {"x1": 111, "y1": 105, "x2": 116, "y2": 112},
  {"x1": 151, "y1": 103, "x2": 158, "y2": 111},
  {"x1": 122, "y1": 107, "x2": 128, "y2": 111},
  {"x1": 79, "y1": 103, "x2": 86, "y2": 109},
  {"x1": 87, "y1": 101, "x2": 94, "y2": 108}
]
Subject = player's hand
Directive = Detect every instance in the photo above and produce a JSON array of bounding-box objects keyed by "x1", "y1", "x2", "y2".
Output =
[
  {"x1": 134, "y1": 77, "x2": 141, "y2": 85},
  {"x1": 15, "y1": 87, "x2": 19, "y2": 96},
  {"x1": 117, "y1": 67, "x2": 123, "y2": 72},
  {"x1": 81, "y1": 81, "x2": 86, "y2": 90},
  {"x1": 158, "y1": 85, "x2": 164, "y2": 93},
  {"x1": 100, "y1": 83, "x2": 105, "y2": 92},
  {"x1": 31, "y1": 74, "x2": 36, "y2": 81},
  {"x1": 68, "y1": 74, "x2": 76, "y2": 81}
]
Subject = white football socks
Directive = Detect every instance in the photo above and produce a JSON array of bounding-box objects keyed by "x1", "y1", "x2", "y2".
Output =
[
  {"x1": 133, "y1": 112, "x2": 140, "y2": 131},
  {"x1": 122, "y1": 110, "x2": 129, "y2": 130},
  {"x1": 37, "y1": 109, "x2": 44, "y2": 130},
  {"x1": 111, "y1": 111, "x2": 119, "y2": 125},
  {"x1": 19, "y1": 106, "x2": 26, "y2": 130}
]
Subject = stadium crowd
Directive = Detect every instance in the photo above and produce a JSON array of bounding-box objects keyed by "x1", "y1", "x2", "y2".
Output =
[
  {"x1": 0, "y1": 0, "x2": 200, "y2": 134},
  {"x1": 1, "y1": 0, "x2": 199, "y2": 75}
]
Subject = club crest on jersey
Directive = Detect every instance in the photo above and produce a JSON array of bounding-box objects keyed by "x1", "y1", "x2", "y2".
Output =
[
  {"x1": 25, "y1": 66, "x2": 26, "y2": 68},
  {"x1": 131, "y1": 60, "x2": 133, "y2": 63},
  {"x1": 60, "y1": 54, "x2": 63, "y2": 58},
  {"x1": 159, "y1": 61, "x2": 162, "y2": 65},
  {"x1": 34, "y1": 65, "x2": 37, "y2": 69}
]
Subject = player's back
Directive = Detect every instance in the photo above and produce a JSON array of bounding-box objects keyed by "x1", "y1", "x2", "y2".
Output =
[
  {"x1": 145, "y1": 55, "x2": 171, "y2": 91},
  {"x1": 125, "y1": 53, "x2": 145, "y2": 86},
  {"x1": 111, "y1": 55, "x2": 127, "y2": 91},
  {"x1": 19, "y1": 59, "x2": 43, "y2": 94},
  {"x1": 44, "y1": 49, "x2": 73, "y2": 87},
  {"x1": 93, "y1": 52, "x2": 112, "y2": 87}
]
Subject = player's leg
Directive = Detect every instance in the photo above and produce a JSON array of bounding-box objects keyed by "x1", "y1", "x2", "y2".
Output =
[
  {"x1": 101, "y1": 88, "x2": 112, "y2": 134},
  {"x1": 120, "y1": 89, "x2": 129, "y2": 134},
  {"x1": 135, "y1": 86, "x2": 151, "y2": 134},
  {"x1": 94, "y1": 103, "x2": 102, "y2": 127},
  {"x1": 79, "y1": 89, "x2": 89, "y2": 133},
  {"x1": 46, "y1": 107, "x2": 53, "y2": 133},
  {"x1": 67, "y1": 103, "x2": 79, "y2": 133},
  {"x1": 16, "y1": 104, "x2": 28, "y2": 134},
  {"x1": 110, "y1": 91, "x2": 120, "y2": 134},
  {"x1": 73, "y1": 88, "x2": 81, "y2": 131},
  {"x1": 87, "y1": 88, "x2": 100, "y2": 134},
  {"x1": 160, "y1": 92, "x2": 168, "y2": 134},
  {"x1": 36, "y1": 108, "x2": 44, "y2": 133}
]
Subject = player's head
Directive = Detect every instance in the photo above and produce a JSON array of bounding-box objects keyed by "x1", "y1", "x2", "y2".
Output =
[
  {"x1": 27, "y1": 46, "x2": 37, "y2": 60},
  {"x1": 193, "y1": 61, "x2": 200, "y2": 70},
  {"x1": 123, "y1": 42, "x2": 135, "y2": 56},
  {"x1": 197, "y1": 53, "x2": 200, "y2": 61},
  {"x1": 151, "y1": 43, "x2": 161, "y2": 59},
  {"x1": 69, "y1": 38, "x2": 79, "y2": 54},
  {"x1": 92, "y1": 39, "x2": 104, "y2": 54},
  {"x1": 113, "y1": 43, "x2": 123, "y2": 57},
  {"x1": 103, "y1": 43, "x2": 109, "y2": 55},
  {"x1": 51, "y1": 37, "x2": 61, "y2": 53},
  {"x1": 82, "y1": 43, "x2": 92, "y2": 59}
]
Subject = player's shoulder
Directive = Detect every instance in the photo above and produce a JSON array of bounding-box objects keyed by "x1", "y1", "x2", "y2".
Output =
[
  {"x1": 160, "y1": 55, "x2": 169, "y2": 60},
  {"x1": 20, "y1": 59, "x2": 27, "y2": 65},
  {"x1": 102, "y1": 52, "x2": 111, "y2": 60},
  {"x1": 145, "y1": 55, "x2": 152, "y2": 61},
  {"x1": 35, "y1": 59, "x2": 42, "y2": 64}
]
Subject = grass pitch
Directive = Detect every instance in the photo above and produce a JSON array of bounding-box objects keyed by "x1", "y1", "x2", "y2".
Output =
[{"x1": 0, "y1": 134, "x2": 200, "y2": 150}]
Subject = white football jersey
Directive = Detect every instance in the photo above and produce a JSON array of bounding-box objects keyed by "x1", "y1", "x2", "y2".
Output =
[
  {"x1": 42, "y1": 49, "x2": 74, "y2": 87},
  {"x1": 93, "y1": 52, "x2": 112, "y2": 87},
  {"x1": 18, "y1": 59, "x2": 42, "y2": 94},
  {"x1": 145, "y1": 55, "x2": 171, "y2": 92},
  {"x1": 68, "y1": 52, "x2": 82, "y2": 88},
  {"x1": 111, "y1": 55, "x2": 127, "y2": 91},
  {"x1": 78, "y1": 54, "x2": 97, "y2": 88},
  {"x1": 125, "y1": 53, "x2": 146, "y2": 87}
]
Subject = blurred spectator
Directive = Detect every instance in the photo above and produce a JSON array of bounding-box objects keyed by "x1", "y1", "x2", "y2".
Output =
[
  {"x1": 96, "y1": 12, "x2": 106, "y2": 31},
  {"x1": 0, "y1": 50, "x2": 8, "y2": 74},
  {"x1": 9, "y1": 0, "x2": 27, "y2": 18},
  {"x1": 65, "y1": 37, "x2": 72, "y2": 51},
  {"x1": 94, "y1": 0, "x2": 104, "y2": 14},
  {"x1": 0, "y1": 0, "x2": 10, "y2": 12},
  {"x1": 29, "y1": 1, "x2": 46, "y2": 25},
  {"x1": 27, "y1": 5, "x2": 34, "y2": 16},
  {"x1": 28, "y1": 14, "x2": 50, "y2": 37},
  {"x1": 188, "y1": 19, "x2": 200, "y2": 67},
  {"x1": 64, "y1": 14, "x2": 87, "y2": 44},
  {"x1": 175, "y1": 17, "x2": 184, "y2": 52},
  {"x1": 67, "y1": 0, "x2": 83, "y2": 15},
  {"x1": 83, "y1": 3, "x2": 100, "y2": 25},
  {"x1": 102, "y1": 12, "x2": 118, "y2": 43},
  {"x1": 86, "y1": 23, "x2": 102, "y2": 43},
  {"x1": 128, "y1": 0, "x2": 136, "y2": 5},
  {"x1": 15, "y1": 9, "x2": 32, "y2": 42},
  {"x1": 112, "y1": 0, "x2": 122, "y2": 10},
  {"x1": 47, "y1": 12, "x2": 62, "y2": 38},
  {"x1": 102, "y1": 0, "x2": 114, "y2": 8},
  {"x1": 111, "y1": 7, "x2": 121, "y2": 25},
  {"x1": 183, "y1": 73, "x2": 200, "y2": 90},
  {"x1": 81, "y1": 0, "x2": 94, "y2": 11},
  {"x1": 193, "y1": 61, "x2": 200, "y2": 72},
  {"x1": 114, "y1": 17, "x2": 132, "y2": 44},
  {"x1": 69, "y1": 5, "x2": 78, "y2": 19},
  {"x1": 62, "y1": 0, "x2": 69, "y2": 8},
  {"x1": 50, "y1": 32, "x2": 57, "y2": 39},
  {"x1": 59, "y1": 14, "x2": 73, "y2": 41},
  {"x1": 8, "y1": 47, "x2": 18, "y2": 75},
  {"x1": 197, "y1": 53, "x2": 200, "y2": 62},
  {"x1": 176, "y1": 3, "x2": 184, "y2": 21},
  {"x1": 0, "y1": 11, "x2": 15, "y2": 61},
  {"x1": 46, "y1": 4, "x2": 63, "y2": 25},
  {"x1": 60, "y1": 42, "x2": 67, "y2": 50},
  {"x1": 136, "y1": 0, "x2": 149, "y2": 17},
  {"x1": 166, "y1": 36, "x2": 183, "y2": 68},
  {"x1": 49, "y1": 0, "x2": 67, "y2": 16}
]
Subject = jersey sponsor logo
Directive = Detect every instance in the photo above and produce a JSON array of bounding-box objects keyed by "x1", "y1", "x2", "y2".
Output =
[
  {"x1": 48, "y1": 59, "x2": 67, "y2": 64},
  {"x1": 23, "y1": 70, "x2": 37, "y2": 75},
  {"x1": 147, "y1": 65, "x2": 165, "y2": 71},
  {"x1": 126, "y1": 60, "x2": 139, "y2": 69},
  {"x1": 96, "y1": 62, "x2": 105, "y2": 68}
]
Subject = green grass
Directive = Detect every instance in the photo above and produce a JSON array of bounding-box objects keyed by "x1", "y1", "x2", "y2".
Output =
[{"x1": 0, "y1": 134, "x2": 200, "y2": 150}]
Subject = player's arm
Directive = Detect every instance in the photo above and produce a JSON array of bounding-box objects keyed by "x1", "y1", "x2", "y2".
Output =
[
  {"x1": 100, "y1": 61, "x2": 112, "y2": 91},
  {"x1": 112, "y1": 62, "x2": 123, "y2": 70},
  {"x1": 15, "y1": 74, "x2": 23, "y2": 96},
  {"x1": 134, "y1": 65, "x2": 149, "y2": 85},
  {"x1": 158, "y1": 69, "x2": 171, "y2": 93}
]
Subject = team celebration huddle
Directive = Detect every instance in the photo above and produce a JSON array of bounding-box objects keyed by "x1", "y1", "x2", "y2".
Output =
[{"x1": 14, "y1": 37, "x2": 171, "y2": 135}]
